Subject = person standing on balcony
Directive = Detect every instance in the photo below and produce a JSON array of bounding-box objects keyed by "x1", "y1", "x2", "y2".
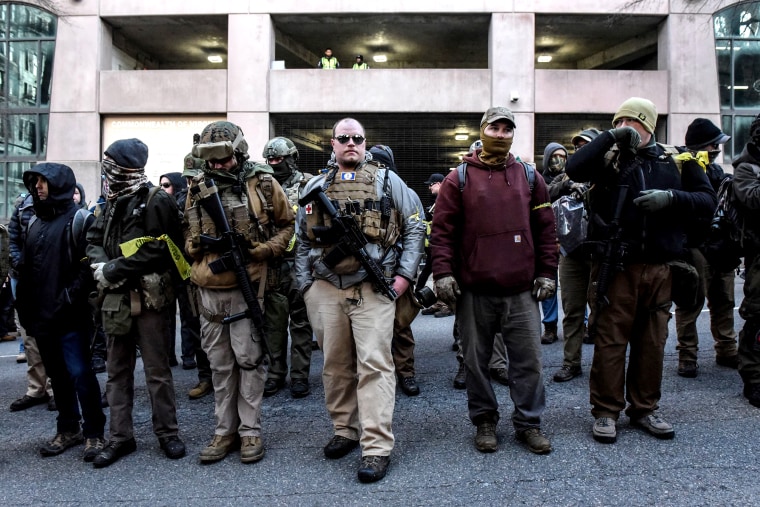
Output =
[{"x1": 317, "y1": 48, "x2": 340, "y2": 69}]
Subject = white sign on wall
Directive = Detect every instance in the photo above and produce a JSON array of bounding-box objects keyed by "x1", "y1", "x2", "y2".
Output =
[{"x1": 102, "y1": 115, "x2": 225, "y2": 186}]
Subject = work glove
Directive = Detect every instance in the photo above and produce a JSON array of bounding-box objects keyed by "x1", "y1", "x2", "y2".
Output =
[
  {"x1": 91, "y1": 262, "x2": 126, "y2": 290},
  {"x1": 249, "y1": 243, "x2": 273, "y2": 262},
  {"x1": 633, "y1": 189, "x2": 673, "y2": 213},
  {"x1": 434, "y1": 275, "x2": 460, "y2": 309},
  {"x1": 532, "y1": 277, "x2": 556, "y2": 302},
  {"x1": 609, "y1": 126, "x2": 641, "y2": 153}
]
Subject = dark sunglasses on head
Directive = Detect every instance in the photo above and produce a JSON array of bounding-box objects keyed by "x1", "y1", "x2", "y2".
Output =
[
  {"x1": 207, "y1": 154, "x2": 234, "y2": 166},
  {"x1": 161, "y1": 182, "x2": 172, "y2": 188},
  {"x1": 334, "y1": 134, "x2": 365, "y2": 145}
]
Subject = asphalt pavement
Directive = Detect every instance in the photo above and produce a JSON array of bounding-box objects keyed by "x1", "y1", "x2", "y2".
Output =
[{"x1": 0, "y1": 275, "x2": 758, "y2": 506}]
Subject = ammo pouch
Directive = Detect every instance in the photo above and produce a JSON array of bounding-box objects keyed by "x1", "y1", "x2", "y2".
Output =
[
  {"x1": 140, "y1": 272, "x2": 175, "y2": 311},
  {"x1": 361, "y1": 208, "x2": 400, "y2": 247},
  {"x1": 667, "y1": 260, "x2": 700, "y2": 308},
  {"x1": 101, "y1": 292, "x2": 133, "y2": 336}
]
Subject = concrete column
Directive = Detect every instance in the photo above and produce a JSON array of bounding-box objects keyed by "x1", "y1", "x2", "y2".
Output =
[
  {"x1": 46, "y1": 14, "x2": 105, "y2": 198},
  {"x1": 228, "y1": 14, "x2": 273, "y2": 155},
  {"x1": 490, "y1": 13, "x2": 535, "y2": 161},
  {"x1": 659, "y1": 12, "x2": 720, "y2": 143}
]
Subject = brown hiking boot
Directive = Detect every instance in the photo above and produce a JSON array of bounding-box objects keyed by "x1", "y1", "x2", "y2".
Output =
[
  {"x1": 516, "y1": 428, "x2": 552, "y2": 454},
  {"x1": 199, "y1": 434, "x2": 239, "y2": 463},
  {"x1": 540, "y1": 323, "x2": 558, "y2": 344},
  {"x1": 40, "y1": 431, "x2": 84, "y2": 457},
  {"x1": 677, "y1": 360, "x2": 698, "y2": 378},
  {"x1": 188, "y1": 380, "x2": 213, "y2": 399},
  {"x1": 474, "y1": 422, "x2": 498, "y2": 452},
  {"x1": 240, "y1": 436, "x2": 265, "y2": 463}
]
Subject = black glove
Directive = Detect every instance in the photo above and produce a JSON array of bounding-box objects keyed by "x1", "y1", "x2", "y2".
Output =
[{"x1": 609, "y1": 126, "x2": 641, "y2": 152}]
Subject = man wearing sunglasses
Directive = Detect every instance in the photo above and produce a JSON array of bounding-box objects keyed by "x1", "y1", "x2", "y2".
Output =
[
  {"x1": 295, "y1": 118, "x2": 425, "y2": 483},
  {"x1": 185, "y1": 121, "x2": 295, "y2": 465}
]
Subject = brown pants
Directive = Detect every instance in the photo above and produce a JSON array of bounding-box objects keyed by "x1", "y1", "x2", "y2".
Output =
[
  {"x1": 589, "y1": 263, "x2": 671, "y2": 420},
  {"x1": 106, "y1": 307, "x2": 179, "y2": 442},
  {"x1": 676, "y1": 248, "x2": 737, "y2": 362}
]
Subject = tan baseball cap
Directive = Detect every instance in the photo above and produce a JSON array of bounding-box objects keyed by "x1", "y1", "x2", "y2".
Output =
[{"x1": 481, "y1": 106, "x2": 516, "y2": 128}]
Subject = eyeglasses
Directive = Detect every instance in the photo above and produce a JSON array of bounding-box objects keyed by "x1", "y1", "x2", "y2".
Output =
[
  {"x1": 334, "y1": 134, "x2": 366, "y2": 145},
  {"x1": 161, "y1": 182, "x2": 172, "y2": 189},
  {"x1": 207, "y1": 154, "x2": 234, "y2": 166}
]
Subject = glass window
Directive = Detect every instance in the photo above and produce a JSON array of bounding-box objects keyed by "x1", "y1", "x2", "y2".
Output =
[
  {"x1": 714, "y1": 2, "x2": 760, "y2": 163},
  {"x1": 0, "y1": 3, "x2": 56, "y2": 216},
  {"x1": 9, "y1": 4, "x2": 56, "y2": 38}
]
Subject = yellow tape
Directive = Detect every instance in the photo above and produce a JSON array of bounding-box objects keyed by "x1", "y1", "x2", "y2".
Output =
[
  {"x1": 531, "y1": 202, "x2": 552, "y2": 211},
  {"x1": 119, "y1": 234, "x2": 191, "y2": 280}
]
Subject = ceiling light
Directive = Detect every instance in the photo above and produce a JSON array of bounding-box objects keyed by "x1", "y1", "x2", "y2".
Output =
[
  {"x1": 537, "y1": 55, "x2": 552, "y2": 63},
  {"x1": 207, "y1": 55, "x2": 223, "y2": 63},
  {"x1": 454, "y1": 133, "x2": 468, "y2": 141},
  {"x1": 373, "y1": 55, "x2": 387, "y2": 63}
]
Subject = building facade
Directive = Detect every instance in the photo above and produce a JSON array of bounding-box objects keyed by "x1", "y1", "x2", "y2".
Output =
[{"x1": 1, "y1": 0, "x2": 758, "y2": 215}]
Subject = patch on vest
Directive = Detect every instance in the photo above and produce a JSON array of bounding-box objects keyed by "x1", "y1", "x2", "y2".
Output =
[{"x1": 340, "y1": 172, "x2": 356, "y2": 181}]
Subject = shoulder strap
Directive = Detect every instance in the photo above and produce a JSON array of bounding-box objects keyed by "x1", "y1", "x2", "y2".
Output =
[
  {"x1": 146, "y1": 186, "x2": 162, "y2": 208},
  {"x1": 521, "y1": 161, "x2": 536, "y2": 192},
  {"x1": 457, "y1": 162, "x2": 467, "y2": 192}
]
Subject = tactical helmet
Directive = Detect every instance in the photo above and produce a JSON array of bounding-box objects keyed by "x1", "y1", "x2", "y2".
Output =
[
  {"x1": 193, "y1": 121, "x2": 249, "y2": 162},
  {"x1": 262, "y1": 136, "x2": 299, "y2": 163},
  {"x1": 469, "y1": 139, "x2": 483, "y2": 152},
  {"x1": 182, "y1": 152, "x2": 204, "y2": 178}
]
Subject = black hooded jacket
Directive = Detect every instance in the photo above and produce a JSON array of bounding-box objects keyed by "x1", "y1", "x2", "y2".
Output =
[
  {"x1": 160, "y1": 172, "x2": 188, "y2": 210},
  {"x1": 16, "y1": 163, "x2": 95, "y2": 339}
]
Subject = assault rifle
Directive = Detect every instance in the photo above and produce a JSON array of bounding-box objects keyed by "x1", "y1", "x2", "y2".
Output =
[
  {"x1": 299, "y1": 187, "x2": 398, "y2": 301},
  {"x1": 593, "y1": 185, "x2": 629, "y2": 310},
  {"x1": 190, "y1": 179, "x2": 269, "y2": 367}
]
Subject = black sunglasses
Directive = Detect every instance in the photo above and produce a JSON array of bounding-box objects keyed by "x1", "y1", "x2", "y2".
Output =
[
  {"x1": 161, "y1": 182, "x2": 172, "y2": 188},
  {"x1": 334, "y1": 134, "x2": 365, "y2": 145}
]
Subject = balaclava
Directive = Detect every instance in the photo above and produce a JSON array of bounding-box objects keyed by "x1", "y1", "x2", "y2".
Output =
[{"x1": 479, "y1": 123, "x2": 512, "y2": 166}]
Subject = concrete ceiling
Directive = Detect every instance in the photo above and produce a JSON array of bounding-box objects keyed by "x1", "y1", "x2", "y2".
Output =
[
  {"x1": 103, "y1": 13, "x2": 664, "y2": 70},
  {"x1": 101, "y1": 13, "x2": 665, "y2": 166}
]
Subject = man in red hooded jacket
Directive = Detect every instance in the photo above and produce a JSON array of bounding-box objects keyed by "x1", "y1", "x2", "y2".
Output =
[{"x1": 430, "y1": 106, "x2": 558, "y2": 455}]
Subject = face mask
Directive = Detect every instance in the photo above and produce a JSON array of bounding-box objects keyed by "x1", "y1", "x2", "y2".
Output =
[
  {"x1": 707, "y1": 150, "x2": 721, "y2": 163},
  {"x1": 479, "y1": 125, "x2": 512, "y2": 166},
  {"x1": 548, "y1": 156, "x2": 566, "y2": 173},
  {"x1": 269, "y1": 161, "x2": 291, "y2": 184}
]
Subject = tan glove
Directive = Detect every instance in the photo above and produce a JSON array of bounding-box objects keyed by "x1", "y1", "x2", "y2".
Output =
[
  {"x1": 531, "y1": 277, "x2": 556, "y2": 302},
  {"x1": 434, "y1": 275, "x2": 460, "y2": 309}
]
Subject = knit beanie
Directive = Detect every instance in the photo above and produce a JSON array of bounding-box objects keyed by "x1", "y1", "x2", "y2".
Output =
[
  {"x1": 612, "y1": 97, "x2": 657, "y2": 134},
  {"x1": 104, "y1": 138, "x2": 149, "y2": 169}
]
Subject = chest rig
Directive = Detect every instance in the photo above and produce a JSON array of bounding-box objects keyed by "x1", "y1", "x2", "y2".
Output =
[
  {"x1": 187, "y1": 173, "x2": 276, "y2": 247},
  {"x1": 305, "y1": 161, "x2": 401, "y2": 249}
]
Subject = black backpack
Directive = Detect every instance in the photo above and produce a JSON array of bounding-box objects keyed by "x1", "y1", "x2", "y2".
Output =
[{"x1": 701, "y1": 175, "x2": 744, "y2": 272}]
